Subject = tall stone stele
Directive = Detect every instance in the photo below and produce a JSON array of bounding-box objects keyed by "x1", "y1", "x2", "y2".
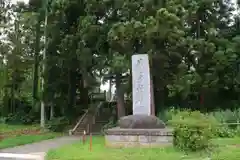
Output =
[
  {"x1": 105, "y1": 54, "x2": 172, "y2": 148},
  {"x1": 118, "y1": 54, "x2": 165, "y2": 129}
]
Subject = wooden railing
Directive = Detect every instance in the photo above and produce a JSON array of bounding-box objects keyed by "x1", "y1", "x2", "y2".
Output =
[
  {"x1": 222, "y1": 123, "x2": 240, "y2": 125},
  {"x1": 92, "y1": 102, "x2": 104, "y2": 124},
  {"x1": 69, "y1": 109, "x2": 89, "y2": 135},
  {"x1": 221, "y1": 122, "x2": 240, "y2": 126},
  {"x1": 87, "y1": 102, "x2": 105, "y2": 134},
  {"x1": 69, "y1": 101, "x2": 105, "y2": 135}
]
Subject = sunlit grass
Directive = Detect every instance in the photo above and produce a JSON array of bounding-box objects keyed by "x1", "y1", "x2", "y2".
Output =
[
  {"x1": 0, "y1": 123, "x2": 40, "y2": 132},
  {"x1": 0, "y1": 133, "x2": 60, "y2": 149},
  {"x1": 46, "y1": 136, "x2": 240, "y2": 160},
  {"x1": 47, "y1": 136, "x2": 208, "y2": 160},
  {"x1": 0, "y1": 123, "x2": 61, "y2": 149}
]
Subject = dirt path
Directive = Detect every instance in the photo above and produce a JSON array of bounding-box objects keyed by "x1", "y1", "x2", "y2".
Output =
[{"x1": 0, "y1": 136, "x2": 80, "y2": 160}]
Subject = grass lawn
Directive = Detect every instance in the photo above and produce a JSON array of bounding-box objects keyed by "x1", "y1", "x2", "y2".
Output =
[
  {"x1": 47, "y1": 136, "x2": 211, "y2": 160},
  {"x1": 0, "y1": 123, "x2": 62, "y2": 149},
  {"x1": 0, "y1": 123, "x2": 40, "y2": 132},
  {"x1": 211, "y1": 137, "x2": 240, "y2": 146},
  {"x1": 0, "y1": 133, "x2": 60, "y2": 149},
  {"x1": 47, "y1": 136, "x2": 240, "y2": 160}
]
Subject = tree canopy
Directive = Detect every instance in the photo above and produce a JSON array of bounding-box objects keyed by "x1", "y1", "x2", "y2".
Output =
[{"x1": 1, "y1": 0, "x2": 240, "y2": 125}]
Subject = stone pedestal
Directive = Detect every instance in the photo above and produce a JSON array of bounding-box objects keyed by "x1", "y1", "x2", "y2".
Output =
[
  {"x1": 104, "y1": 54, "x2": 173, "y2": 148},
  {"x1": 105, "y1": 127, "x2": 173, "y2": 148}
]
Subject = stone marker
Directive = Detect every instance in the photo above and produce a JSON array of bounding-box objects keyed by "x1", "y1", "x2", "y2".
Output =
[
  {"x1": 104, "y1": 54, "x2": 173, "y2": 148},
  {"x1": 118, "y1": 115, "x2": 165, "y2": 129},
  {"x1": 131, "y1": 54, "x2": 151, "y2": 115}
]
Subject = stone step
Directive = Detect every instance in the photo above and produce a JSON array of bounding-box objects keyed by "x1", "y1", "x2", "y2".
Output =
[
  {"x1": 75, "y1": 125, "x2": 86, "y2": 128},
  {"x1": 76, "y1": 128, "x2": 85, "y2": 130},
  {"x1": 96, "y1": 114, "x2": 111, "y2": 118},
  {"x1": 95, "y1": 121, "x2": 108, "y2": 124},
  {"x1": 73, "y1": 131, "x2": 84, "y2": 135},
  {"x1": 96, "y1": 119, "x2": 109, "y2": 122},
  {"x1": 70, "y1": 108, "x2": 112, "y2": 136},
  {"x1": 75, "y1": 129, "x2": 86, "y2": 133},
  {"x1": 91, "y1": 126, "x2": 105, "y2": 133}
]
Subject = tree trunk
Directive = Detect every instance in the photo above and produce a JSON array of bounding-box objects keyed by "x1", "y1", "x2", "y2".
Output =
[
  {"x1": 80, "y1": 74, "x2": 89, "y2": 110},
  {"x1": 50, "y1": 105, "x2": 54, "y2": 120},
  {"x1": 10, "y1": 84, "x2": 14, "y2": 113},
  {"x1": 40, "y1": 3, "x2": 48, "y2": 128},
  {"x1": 32, "y1": 15, "x2": 41, "y2": 109},
  {"x1": 2, "y1": 62, "x2": 9, "y2": 116},
  {"x1": 150, "y1": 78, "x2": 155, "y2": 115},
  {"x1": 149, "y1": 56, "x2": 155, "y2": 115},
  {"x1": 66, "y1": 69, "x2": 77, "y2": 120},
  {"x1": 115, "y1": 73, "x2": 125, "y2": 118}
]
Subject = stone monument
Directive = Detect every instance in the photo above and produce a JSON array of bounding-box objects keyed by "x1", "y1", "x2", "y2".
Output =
[
  {"x1": 132, "y1": 54, "x2": 151, "y2": 115},
  {"x1": 105, "y1": 54, "x2": 173, "y2": 148}
]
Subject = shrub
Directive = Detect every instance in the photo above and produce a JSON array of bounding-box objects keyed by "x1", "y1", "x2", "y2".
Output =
[
  {"x1": 158, "y1": 107, "x2": 178, "y2": 123},
  {"x1": 170, "y1": 111, "x2": 217, "y2": 152},
  {"x1": 46, "y1": 117, "x2": 69, "y2": 132},
  {"x1": 211, "y1": 109, "x2": 240, "y2": 129},
  {"x1": 0, "y1": 117, "x2": 6, "y2": 123},
  {"x1": 234, "y1": 127, "x2": 240, "y2": 136},
  {"x1": 158, "y1": 107, "x2": 186, "y2": 123},
  {"x1": 5, "y1": 111, "x2": 37, "y2": 125},
  {"x1": 214, "y1": 125, "x2": 235, "y2": 138},
  {"x1": 209, "y1": 109, "x2": 240, "y2": 137}
]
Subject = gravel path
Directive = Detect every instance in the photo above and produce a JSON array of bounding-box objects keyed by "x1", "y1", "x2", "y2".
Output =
[{"x1": 0, "y1": 136, "x2": 80, "y2": 160}]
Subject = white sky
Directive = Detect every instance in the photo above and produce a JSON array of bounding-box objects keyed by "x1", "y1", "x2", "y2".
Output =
[
  {"x1": 11, "y1": 0, "x2": 238, "y2": 8},
  {"x1": 12, "y1": 0, "x2": 29, "y2": 4}
]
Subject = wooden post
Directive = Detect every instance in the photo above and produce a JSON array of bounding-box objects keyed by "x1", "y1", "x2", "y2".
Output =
[
  {"x1": 89, "y1": 133, "x2": 92, "y2": 151},
  {"x1": 82, "y1": 130, "x2": 86, "y2": 144}
]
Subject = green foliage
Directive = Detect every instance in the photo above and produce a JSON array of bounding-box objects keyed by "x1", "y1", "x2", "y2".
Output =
[
  {"x1": 210, "y1": 109, "x2": 240, "y2": 124},
  {"x1": 158, "y1": 107, "x2": 182, "y2": 123},
  {"x1": 235, "y1": 127, "x2": 240, "y2": 136},
  {"x1": 160, "y1": 108, "x2": 240, "y2": 138},
  {"x1": 214, "y1": 125, "x2": 235, "y2": 138},
  {"x1": 1, "y1": 95, "x2": 39, "y2": 125},
  {"x1": 1, "y1": 0, "x2": 240, "y2": 129},
  {"x1": 46, "y1": 117, "x2": 69, "y2": 132},
  {"x1": 209, "y1": 109, "x2": 240, "y2": 137},
  {"x1": 170, "y1": 111, "x2": 217, "y2": 152},
  {"x1": 0, "y1": 117, "x2": 6, "y2": 123},
  {"x1": 5, "y1": 111, "x2": 37, "y2": 125}
]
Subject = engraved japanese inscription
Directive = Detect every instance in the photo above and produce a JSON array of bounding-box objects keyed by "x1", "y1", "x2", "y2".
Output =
[{"x1": 131, "y1": 54, "x2": 151, "y2": 115}]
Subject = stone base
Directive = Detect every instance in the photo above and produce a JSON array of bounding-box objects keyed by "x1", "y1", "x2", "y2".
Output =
[{"x1": 104, "y1": 127, "x2": 173, "y2": 148}]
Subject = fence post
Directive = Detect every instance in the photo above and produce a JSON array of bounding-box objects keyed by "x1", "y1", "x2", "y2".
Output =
[{"x1": 237, "y1": 120, "x2": 240, "y2": 130}]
